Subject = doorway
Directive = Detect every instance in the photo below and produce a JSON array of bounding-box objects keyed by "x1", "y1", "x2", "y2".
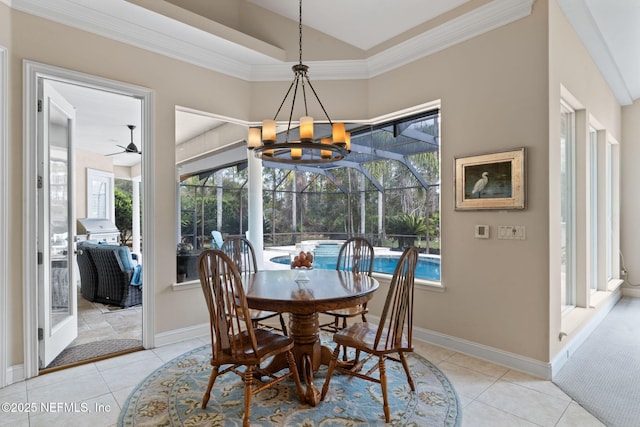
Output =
[{"x1": 23, "y1": 61, "x2": 154, "y2": 378}]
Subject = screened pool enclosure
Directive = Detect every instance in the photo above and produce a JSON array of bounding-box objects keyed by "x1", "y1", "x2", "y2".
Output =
[{"x1": 177, "y1": 110, "x2": 440, "y2": 263}]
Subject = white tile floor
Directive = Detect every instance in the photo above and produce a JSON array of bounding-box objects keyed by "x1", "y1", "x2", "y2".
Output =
[{"x1": 0, "y1": 336, "x2": 604, "y2": 427}]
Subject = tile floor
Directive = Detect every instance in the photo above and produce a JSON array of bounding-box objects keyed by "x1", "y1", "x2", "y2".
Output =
[
  {"x1": 73, "y1": 291, "x2": 142, "y2": 346},
  {"x1": 0, "y1": 334, "x2": 604, "y2": 427}
]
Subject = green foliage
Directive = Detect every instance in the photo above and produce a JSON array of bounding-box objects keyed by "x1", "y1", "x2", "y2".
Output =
[
  {"x1": 114, "y1": 186, "x2": 132, "y2": 245},
  {"x1": 429, "y1": 211, "x2": 440, "y2": 240},
  {"x1": 386, "y1": 214, "x2": 427, "y2": 248}
]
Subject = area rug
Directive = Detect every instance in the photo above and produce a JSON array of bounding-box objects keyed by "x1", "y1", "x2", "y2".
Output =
[
  {"x1": 119, "y1": 341, "x2": 461, "y2": 426},
  {"x1": 553, "y1": 296, "x2": 640, "y2": 427},
  {"x1": 46, "y1": 339, "x2": 143, "y2": 369}
]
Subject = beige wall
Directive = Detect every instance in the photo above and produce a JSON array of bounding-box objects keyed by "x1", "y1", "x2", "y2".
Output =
[
  {"x1": 621, "y1": 100, "x2": 640, "y2": 287},
  {"x1": 1, "y1": 0, "x2": 626, "y2": 370},
  {"x1": 547, "y1": 0, "x2": 622, "y2": 361},
  {"x1": 368, "y1": 1, "x2": 551, "y2": 360},
  {"x1": 6, "y1": 8, "x2": 253, "y2": 365}
]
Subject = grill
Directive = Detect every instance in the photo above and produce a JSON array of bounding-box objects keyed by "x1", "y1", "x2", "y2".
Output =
[{"x1": 76, "y1": 218, "x2": 120, "y2": 244}]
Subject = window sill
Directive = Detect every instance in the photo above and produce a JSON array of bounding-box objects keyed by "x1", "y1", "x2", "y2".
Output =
[
  {"x1": 607, "y1": 278, "x2": 624, "y2": 292},
  {"x1": 177, "y1": 273, "x2": 446, "y2": 293},
  {"x1": 371, "y1": 272, "x2": 445, "y2": 292},
  {"x1": 172, "y1": 279, "x2": 199, "y2": 291}
]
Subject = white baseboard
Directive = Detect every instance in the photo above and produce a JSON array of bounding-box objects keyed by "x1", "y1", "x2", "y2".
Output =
[
  {"x1": 367, "y1": 314, "x2": 552, "y2": 379},
  {"x1": 4, "y1": 364, "x2": 25, "y2": 386},
  {"x1": 622, "y1": 286, "x2": 640, "y2": 298},
  {"x1": 154, "y1": 323, "x2": 209, "y2": 348}
]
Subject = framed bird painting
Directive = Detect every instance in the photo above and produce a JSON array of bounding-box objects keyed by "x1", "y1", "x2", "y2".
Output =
[{"x1": 455, "y1": 148, "x2": 525, "y2": 210}]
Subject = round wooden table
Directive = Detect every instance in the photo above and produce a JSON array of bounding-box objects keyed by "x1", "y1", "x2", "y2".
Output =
[{"x1": 242, "y1": 269, "x2": 379, "y2": 405}]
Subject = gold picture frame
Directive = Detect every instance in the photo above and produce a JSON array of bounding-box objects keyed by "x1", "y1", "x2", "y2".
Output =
[{"x1": 455, "y1": 148, "x2": 525, "y2": 210}]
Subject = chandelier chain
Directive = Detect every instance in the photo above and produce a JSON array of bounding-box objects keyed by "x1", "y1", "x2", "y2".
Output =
[{"x1": 298, "y1": 0, "x2": 303, "y2": 65}]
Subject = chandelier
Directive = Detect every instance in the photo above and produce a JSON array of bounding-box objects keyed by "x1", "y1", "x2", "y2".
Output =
[{"x1": 247, "y1": 0, "x2": 350, "y2": 164}]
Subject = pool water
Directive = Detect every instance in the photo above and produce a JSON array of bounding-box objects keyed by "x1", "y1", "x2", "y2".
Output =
[{"x1": 270, "y1": 253, "x2": 441, "y2": 281}]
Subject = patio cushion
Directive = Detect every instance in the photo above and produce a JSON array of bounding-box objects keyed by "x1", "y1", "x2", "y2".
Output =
[{"x1": 85, "y1": 242, "x2": 135, "y2": 271}]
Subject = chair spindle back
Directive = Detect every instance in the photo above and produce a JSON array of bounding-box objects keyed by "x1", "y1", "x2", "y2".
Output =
[
  {"x1": 221, "y1": 237, "x2": 258, "y2": 274},
  {"x1": 374, "y1": 246, "x2": 419, "y2": 351},
  {"x1": 198, "y1": 249, "x2": 258, "y2": 359},
  {"x1": 336, "y1": 237, "x2": 374, "y2": 276}
]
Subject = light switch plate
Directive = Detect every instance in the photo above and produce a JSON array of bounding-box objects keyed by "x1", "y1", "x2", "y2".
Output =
[{"x1": 498, "y1": 225, "x2": 526, "y2": 240}]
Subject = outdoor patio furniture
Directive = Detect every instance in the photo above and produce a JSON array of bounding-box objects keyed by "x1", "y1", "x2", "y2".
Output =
[
  {"x1": 76, "y1": 241, "x2": 142, "y2": 308},
  {"x1": 211, "y1": 230, "x2": 223, "y2": 249}
]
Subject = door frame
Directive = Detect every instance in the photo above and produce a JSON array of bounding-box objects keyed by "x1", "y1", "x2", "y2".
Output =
[
  {"x1": 23, "y1": 60, "x2": 155, "y2": 379},
  {"x1": 1, "y1": 45, "x2": 8, "y2": 387}
]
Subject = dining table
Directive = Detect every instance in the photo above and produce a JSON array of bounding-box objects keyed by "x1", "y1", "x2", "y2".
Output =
[{"x1": 242, "y1": 268, "x2": 379, "y2": 406}]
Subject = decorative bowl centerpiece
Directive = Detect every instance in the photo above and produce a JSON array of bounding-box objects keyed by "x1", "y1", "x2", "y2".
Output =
[{"x1": 290, "y1": 250, "x2": 314, "y2": 269}]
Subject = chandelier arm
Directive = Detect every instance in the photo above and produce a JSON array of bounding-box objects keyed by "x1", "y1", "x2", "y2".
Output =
[
  {"x1": 285, "y1": 75, "x2": 303, "y2": 140},
  {"x1": 304, "y1": 74, "x2": 334, "y2": 125},
  {"x1": 273, "y1": 75, "x2": 299, "y2": 120},
  {"x1": 301, "y1": 72, "x2": 309, "y2": 116}
]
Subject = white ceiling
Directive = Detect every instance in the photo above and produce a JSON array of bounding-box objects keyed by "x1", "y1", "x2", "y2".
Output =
[
  {"x1": 19, "y1": 0, "x2": 638, "y2": 167},
  {"x1": 247, "y1": 0, "x2": 472, "y2": 51}
]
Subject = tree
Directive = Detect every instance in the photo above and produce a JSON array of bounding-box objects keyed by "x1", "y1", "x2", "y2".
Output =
[
  {"x1": 114, "y1": 187, "x2": 133, "y2": 245},
  {"x1": 386, "y1": 214, "x2": 427, "y2": 249}
]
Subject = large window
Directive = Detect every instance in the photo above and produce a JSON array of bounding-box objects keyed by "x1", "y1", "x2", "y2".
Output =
[
  {"x1": 560, "y1": 102, "x2": 576, "y2": 312},
  {"x1": 176, "y1": 110, "x2": 441, "y2": 283},
  {"x1": 588, "y1": 127, "x2": 598, "y2": 293},
  {"x1": 605, "y1": 139, "x2": 620, "y2": 286},
  {"x1": 558, "y1": 93, "x2": 621, "y2": 318},
  {"x1": 86, "y1": 168, "x2": 114, "y2": 221}
]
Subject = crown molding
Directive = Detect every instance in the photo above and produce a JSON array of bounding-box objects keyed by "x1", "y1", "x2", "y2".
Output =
[
  {"x1": 367, "y1": 0, "x2": 534, "y2": 77},
  {"x1": 557, "y1": 0, "x2": 633, "y2": 106},
  {"x1": 11, "y1": 0, "x2": 533, "y2": 83},
  {"x1": 11, "y1": 0, "x2": 276, "y2": 81}
]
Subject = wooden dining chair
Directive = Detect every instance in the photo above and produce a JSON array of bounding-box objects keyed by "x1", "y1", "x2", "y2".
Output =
[
  {"x1": 221, "y1": 237, "x2": 288, "y2": 335},
  {"x1": 198, "y1": 249, "x2": 304, "y2": 427},
  {"x1": 320, "y1": 237, "x2": 375, "y2": 333},
  {"x1": 320, "y1": 246, "x2": 419, "y2": 423}
]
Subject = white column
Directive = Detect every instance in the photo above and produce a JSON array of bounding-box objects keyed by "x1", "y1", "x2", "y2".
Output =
[
  {"x1": 247, "y1": 150, "x2": 264, "y2": 267},
  {"x1": 132, "y1": 176, "x2": 141, "y2": 256}
]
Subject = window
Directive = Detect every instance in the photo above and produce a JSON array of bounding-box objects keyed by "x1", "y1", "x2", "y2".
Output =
[
  {"x1": 175, "y1": 110, "x2": 441, "y2": 284},
  {"x1": 605, "y1": 139, "x2": 621, "y2": 287},
  {"x1": 588, "y1": 127, "x2": 598, "y2": 293},
  {"x1": 560, "y1": 102, "x2": 576, "y2": 311},
  {"x1": 86, "y1": 168, "x2": 114, "y2": 221}
]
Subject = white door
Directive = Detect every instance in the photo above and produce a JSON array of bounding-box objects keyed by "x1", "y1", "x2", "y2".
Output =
[{"x1": 38, "y1": 80, "x2": 78, "y2": 368}]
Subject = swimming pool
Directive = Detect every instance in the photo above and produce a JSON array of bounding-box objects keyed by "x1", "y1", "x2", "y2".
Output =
[{"x1": 270, "y1": 253, "x2": 441, "y2": 282}]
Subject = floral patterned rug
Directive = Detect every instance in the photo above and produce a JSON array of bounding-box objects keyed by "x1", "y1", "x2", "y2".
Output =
[{"x1": 119, "y1": 339, "x2": 461, "y2": 426}]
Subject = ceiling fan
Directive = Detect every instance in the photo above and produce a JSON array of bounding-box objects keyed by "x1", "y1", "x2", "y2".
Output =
[{"x1": 107, "y1": 124, "x2": 141, "y2": 156}]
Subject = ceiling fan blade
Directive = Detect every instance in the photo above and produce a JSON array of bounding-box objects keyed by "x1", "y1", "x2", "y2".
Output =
[{"x1": 106, "y1": 151, "x2": 123, "y2": 156}]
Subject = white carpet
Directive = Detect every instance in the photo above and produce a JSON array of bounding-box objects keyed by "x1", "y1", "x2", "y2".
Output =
[{"x1": 553, "y1": 296, "x2": 640, "y2": 427}]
